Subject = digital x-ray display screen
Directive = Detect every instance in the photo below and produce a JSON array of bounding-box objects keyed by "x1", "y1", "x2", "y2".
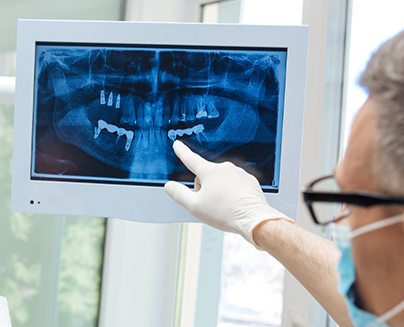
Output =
[{"x1": 31, "y1": 42, "x2": 287, "y2": 192}]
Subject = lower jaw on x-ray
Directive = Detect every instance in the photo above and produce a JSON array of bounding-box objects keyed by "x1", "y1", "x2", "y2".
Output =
[{"x1": 31, "y1": 43, "x2": 286, "y2": 192}]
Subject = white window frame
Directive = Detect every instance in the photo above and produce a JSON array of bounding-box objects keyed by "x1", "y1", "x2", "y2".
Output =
[{"x1": 284, "y1": 0, "x2": 351, "y2": 326}]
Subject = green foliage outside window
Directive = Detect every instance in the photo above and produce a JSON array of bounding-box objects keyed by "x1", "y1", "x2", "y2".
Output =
[{"x1": 0, "y1": 103, "x2": 106, "y2": 327}]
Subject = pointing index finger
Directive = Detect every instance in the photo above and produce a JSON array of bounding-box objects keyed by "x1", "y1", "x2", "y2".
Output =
[{"x1": 173, "y1": 140, "x2": 209, "y2": 176}]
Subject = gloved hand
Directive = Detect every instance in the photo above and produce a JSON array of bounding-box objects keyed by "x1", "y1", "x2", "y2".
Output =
[{"x1": 164, "y1": 141, "x2": 295, "y2": 249}]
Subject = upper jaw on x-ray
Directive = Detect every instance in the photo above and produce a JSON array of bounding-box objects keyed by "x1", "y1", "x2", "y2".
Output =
[{"x1": 34, "y1": 46, "x2": 283, "y2": 184}]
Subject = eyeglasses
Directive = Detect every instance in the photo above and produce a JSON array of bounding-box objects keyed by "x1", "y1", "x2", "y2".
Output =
[{"x1": 302, "y1": 175, "x2": 404, "y2": 225}]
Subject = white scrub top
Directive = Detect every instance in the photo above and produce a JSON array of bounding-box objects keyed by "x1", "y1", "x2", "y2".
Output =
[{"x1": 0, "y1": 296, "x2": 11, "y2": 327}]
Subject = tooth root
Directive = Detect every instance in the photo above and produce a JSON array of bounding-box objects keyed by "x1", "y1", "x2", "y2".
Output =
[
  {"x1": 170, "y1": 101, "x2": 180, "y2": 125},
  {"x1": 196, "y1": 98, "x2": 208, "y2": 119},
  {"x1": 196, "y1": 132, "x2": 202, "y2": 145},
  {"x1": 164, "y1": 105, "x2": 171, "y2": 125},
  {"x1": 125, "y1": 131, "x2": 134, "y2": 151},
  {"x1": 134, "y1": 130, "x2": 144, "y2": 149},
  {"x1": 129, "y1": 105, "x2": 137, "y2": 126},
  {"x1": 160, "y1": 129, "x2": 168, "y2": 147},
  {"x1": 125, "y1": 140, "x2": 131, "y2": 151},
  {"x1": 196, "y1": 130, "x2": 209, "y2": 145},
  {"x1": 94, "y1": 126, "x2": 101, "y2": 139},
  {"x1": 168, "y1": 130, "x2": 176, "y2": 141},
  {"x1": 207, "y1": 102, "x2": 219, "y2": 118},
  {"x1": 107, "y1": 92, "x2": 113, "y2": 106},
  {"x1": 180, "y1": 101, "x2": 187, "y2": 122},
  {"x1": 186, "y1": 100, "x2": 196, "y2": 122},
  {"x1": 149, "y1": 129, "x2": 157, "y2": 144},
  {"x1": 154, "y1": 100, "x2": 164, "y2": 127},
  {"x1": 120, "y1": 99, "x2": 130, "y2": 125},
  {"x1": 116, "y1": 94, "x2": 121, "y2": 109},
  {"x1": 94, "y1": 119, "x2": 108, "y2": 139},
  {"x1": 195, "y1": 123, "x2": 208, "y2": 145},
  {"x1": 137, "y1": 103, "x2": 144, "y2": 128},
  {"x1": 128, "y1": 97, "x2": 137, "y2": 126},
  {"x1": 144, "y1": 103, "x2": 153, "y2": 128},
  {"x1": 100, "y1": 90, "x2": 106, "y2": 105},
  {"x1": 164, "y1": 99, "x2": 172, "y2": 125},
  {"x1": 94, "y1": 120, "x2": 106, "y2": 139},
  {"x1": 155, "y1": 117, "x2": 164, "y2": 127}
]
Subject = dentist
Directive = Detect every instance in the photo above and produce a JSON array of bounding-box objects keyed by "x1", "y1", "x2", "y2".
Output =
[{"x1": 165, "y1": 30, "x2": 404, "y2": 327}]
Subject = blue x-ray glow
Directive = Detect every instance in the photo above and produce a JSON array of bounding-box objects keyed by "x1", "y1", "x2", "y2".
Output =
[{"x1": 31, "y1": 43, "x2": 287, "y2": 191}]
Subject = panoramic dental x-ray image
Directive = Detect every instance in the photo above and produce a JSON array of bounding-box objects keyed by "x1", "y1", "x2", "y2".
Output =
[{"x1": 31, "y1": 43, "x2": 287, "y2": 191}]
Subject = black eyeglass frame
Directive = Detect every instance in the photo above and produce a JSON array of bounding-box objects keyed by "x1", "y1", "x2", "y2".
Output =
[{"x1": 302, "y1": 175, "x2": 404, "y2": 225}]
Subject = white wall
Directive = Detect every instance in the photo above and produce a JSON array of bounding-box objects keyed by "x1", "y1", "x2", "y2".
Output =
[
  {"x1": 0, "y1": 0, "x2": 122, "y2": 53},
  {"x1": 99, "y1": 221, "x2": 182, "y2": 327},
  {"x1": 282, "y1": 0, "x2": 334, "y2": 325},
  {"x1": 125, "y1": 0, "x2": 200, "y2": 22}
]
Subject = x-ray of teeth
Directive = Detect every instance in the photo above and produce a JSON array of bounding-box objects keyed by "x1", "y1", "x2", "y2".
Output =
[{"x1": 31, "y1": 43, "x2": 287, "y2": 190}]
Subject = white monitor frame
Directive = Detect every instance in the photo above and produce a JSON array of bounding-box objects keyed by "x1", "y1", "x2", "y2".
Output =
[{"x1": 11, "y1": 19, "x2": 308, "y2": 223}]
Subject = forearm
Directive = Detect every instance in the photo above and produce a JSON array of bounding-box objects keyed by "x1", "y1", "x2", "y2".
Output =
[
  {"x1": 253, "y1": 219, "x2": 354, "y2": 327},
  {"x1": 164, "y1": 141, "x2": 353, "y2": 325}
]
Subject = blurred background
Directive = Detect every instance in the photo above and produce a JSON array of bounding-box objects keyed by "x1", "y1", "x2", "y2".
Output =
[{"x1": 0, "y1": 0, "x2": 403, "y2": 326}]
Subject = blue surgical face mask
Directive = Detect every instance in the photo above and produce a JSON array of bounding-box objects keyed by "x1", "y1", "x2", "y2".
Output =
[{"x1": 330, "y1": 215, "x2": 404, "y2": 327}]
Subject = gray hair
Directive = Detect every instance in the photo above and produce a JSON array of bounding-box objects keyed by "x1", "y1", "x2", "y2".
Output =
[{"x1": 359, "y1": 30, "x2": 404, "y2": 196}]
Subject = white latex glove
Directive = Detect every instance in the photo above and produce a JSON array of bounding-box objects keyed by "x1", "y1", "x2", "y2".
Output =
[{"x1": 164, "y1": 141, "x2": 295, "y2": 249}]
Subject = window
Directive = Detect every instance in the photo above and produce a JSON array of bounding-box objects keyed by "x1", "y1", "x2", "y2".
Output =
[
  {"x1": 0, "y1": 60, "x2": 105, "y2": 327},
  {"x1": 342, "y1": 0, "x2": 404, "y2": 149},
  {"x1": 0, "y1": 1, "x2": 122, "y2": 326},
  {"x1": 201, "y1": 1, "x2": 241, "y2": 23},
  {"x1": 199, "y1": 1, "x2": 304, "y2": 326}
]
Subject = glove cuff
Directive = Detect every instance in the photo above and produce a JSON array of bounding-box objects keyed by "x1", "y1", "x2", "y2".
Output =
[{"x1": 239, "y1": 210, "x2": 295, "y2": 250}]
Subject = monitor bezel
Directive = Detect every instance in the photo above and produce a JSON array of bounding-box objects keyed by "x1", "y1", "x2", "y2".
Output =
[{"x1": 11, "y1": 19, "x2": 308, "y2": 223}]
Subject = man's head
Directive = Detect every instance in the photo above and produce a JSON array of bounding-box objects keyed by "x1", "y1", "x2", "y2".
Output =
[
  {"x1": 336, "y1": 29, "x2": 404, "y2": 198},
  {"x1": 335, "y1": 29, "x2": 404, "y2": 224},
  {"x1": 333, "y1": 30, "x2": 404, "y2": 324},
  {"x1": 359, "y1": 30, "x2": 404, "y2": 196}
]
